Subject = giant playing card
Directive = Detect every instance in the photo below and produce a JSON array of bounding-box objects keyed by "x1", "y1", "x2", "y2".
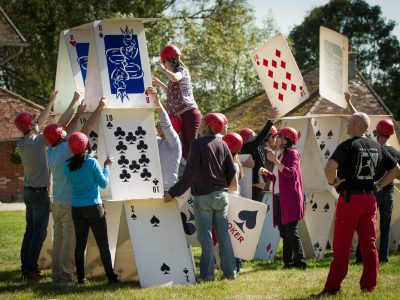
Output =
[
  {"x1": 320, "y1": 26, "x2": 348, "y2": 109},
  {"x1": 101, "y1": 108, "x2": 163, "y2": 200},
  {"x1": 252, "y1": 33, "x2": 310, "y2": 116},
  {"x1": 85, "y1": 19, "x2": 153, "y2": 111},
  {"x1": 54, "y1": 26, "x2": 92, "y2": 114}
]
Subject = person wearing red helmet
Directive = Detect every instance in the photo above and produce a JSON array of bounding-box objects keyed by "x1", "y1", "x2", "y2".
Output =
[
  {"x1": 354, "y1": 118, "x2": 400, "y2": 265},
  {"x1": 319, "y1": 112, "x2": 399, "y2": 295},
  {"x1": 345, "y1": 92, "x2": 400, "y2": 265},
  {"x1": 64, "y1": 131, "x2": 119, "y2": 284},
  {"x1": 259, "y1": 126, "x2": 307, "y2": 270},
  {"x1": 148, "y1": 87, "x2": 182, "y2": 192},
  {"x1": 152, "y1": 44, "x2": 201, "y2": 161},
  {"x1": 164, "y1": 113, "x2": 237, "y2": 282},
  {"x1": 15, "y1": 90, "x2": 62, "y2": 282},
  {"x1": 240, "y1": 107, "x2": 279, "y2": 202}
]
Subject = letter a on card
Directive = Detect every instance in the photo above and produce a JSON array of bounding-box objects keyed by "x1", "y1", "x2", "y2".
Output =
[{"x1": 252, "y1": 33, "x2": 310, "y2": 116}]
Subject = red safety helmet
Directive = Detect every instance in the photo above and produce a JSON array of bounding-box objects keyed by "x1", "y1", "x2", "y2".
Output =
[
  {"x1": 239, "y1": 128, "x2": 255, "y2": 141},
  {"x1": 160, "y1": 44, "x2": 181, "y2": 61},
  {"x1": 216, "y1": 113, "x2": 228, "y2": 126},
  {"x1": 376, "y1": 119, "x2": 395, "y2": 137},
  {"x1": 222, "y1": 132, "x2": 243, "y2": 154},
  {"x1": 278, "y1": 127, "x2": 298, "y2": 145},
  {"x1": 169, "y1": 114, "x2": 183, "y2": 134},
  {"x1": 68, "y1": 132, "x2": 88, "y2": 155},
  {"x1": 203, "y1": 113, "x2": 225, "y2": 134},
  {"x1": 15, "y1": 112, "x2": 34, "y2": 133},
  {"x1": 269, "y1": 125, "x2": 278, "y2": 135},
  {"x1": 43, "y1": 123, "x2": 63, "y2": 145}
]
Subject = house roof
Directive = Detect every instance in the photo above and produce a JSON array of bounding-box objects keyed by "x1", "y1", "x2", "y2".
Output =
[
  {"x1": 0, "y1": 87, "x2": 56, "y2": 141},
  {"x1": 223, "y1": 65, "x2": 393, "y2": 133},
  {"x1": 0, "y1": 6, "x2": 27, "y2": 47}
]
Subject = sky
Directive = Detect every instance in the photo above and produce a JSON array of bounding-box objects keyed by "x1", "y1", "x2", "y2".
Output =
[{"x1": 250, "y1": 0, "x2": 400, "y2": 40}]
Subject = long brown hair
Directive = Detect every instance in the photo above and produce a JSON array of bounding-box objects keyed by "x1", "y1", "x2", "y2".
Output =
[
  {"x1": 232, "y1": 153, "x2": 244, "y2": 179},
  {"x1": 169, "y1": 56, "x2": 188, "y2": 72}
]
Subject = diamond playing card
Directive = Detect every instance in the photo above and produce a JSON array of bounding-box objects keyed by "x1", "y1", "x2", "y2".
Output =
[
  {"x1": 54, "y1": 27, "x2": 91, "y2": 114},
  {"x1": 319, "y1": 26, "x2": 348, "y2": 109},
  {"x1": 227, "y1": 194, "x2": 268, "y2": 260},
  {"x1": 252, "y1": 33, "x2": 310, "y2": 116},
  {"x1": 85, "y1": 19, "x2": 153, "y2": 112},
  {"x1": 101, "y1": 108, "x2": 163, "y2": 200}
]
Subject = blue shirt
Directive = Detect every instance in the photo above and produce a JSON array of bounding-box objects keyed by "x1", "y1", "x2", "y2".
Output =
[
  {"x1": 47, "y1": 141, "x2": 73, "y2": 201},
  {"x1": 64, "y1": 156, "x2": 109, "y2": 207}
]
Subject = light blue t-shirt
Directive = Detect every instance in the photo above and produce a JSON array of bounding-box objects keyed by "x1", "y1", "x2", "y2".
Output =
[
  {"x1": 64, "y1": 156, "x2": 109, "y2": 207},
  {"x1": 47, "y1": 141, "x2": 73, "y2": 202}
]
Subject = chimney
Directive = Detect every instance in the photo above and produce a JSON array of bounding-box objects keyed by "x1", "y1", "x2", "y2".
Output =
[{"x1": 348, "y1": 45, "x2": 357, "y2": 81}]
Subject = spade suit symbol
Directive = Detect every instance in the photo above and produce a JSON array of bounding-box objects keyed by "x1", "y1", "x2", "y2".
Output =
[
  {"x1": 312, "y1": 202, "x2": 318, "y2": 212},
  {"x1": 319, "y1": 141, "x2": 325, "y2": 150},
  {"x1": 316, "y1": 130, "x2": 321, "y2": 139},
  {"x1": 180, "y1": 211, "x2": 196, "y2": 235},
  {"x1": 327, "y1": 130, "x2": 333, "y2": 139},
  {"x1": 150, "y1": 215, "x2": 160, "y2": 227},
  {"x1": 234, "y1": 210, "x2": 258, "y2": 233},
  {"x1": 160, "y1": 263, "x2": 170, "y2": 274},
  {"x1": 324, "y1": 203, "x2": 330, "y2": 212}
]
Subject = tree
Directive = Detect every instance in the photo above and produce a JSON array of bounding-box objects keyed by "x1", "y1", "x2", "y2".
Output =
[{"x1": 288, "y1": 0, "x2": 400, "y2": 118}]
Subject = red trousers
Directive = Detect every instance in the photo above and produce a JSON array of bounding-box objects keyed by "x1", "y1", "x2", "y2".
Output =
[
  {"x1": 180, "y1": 108, "x2": 202, "y2": 160},
  {"x1": 324, "y1": 193, "x2": 378, "y2": 292}
]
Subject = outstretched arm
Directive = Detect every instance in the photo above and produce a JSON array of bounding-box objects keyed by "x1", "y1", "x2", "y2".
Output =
[
  {"x1": 81, "y1": 97, "x2": 107, "y2": 136},
  {"x1": 66, "y1": 100, "x2": 86, "y2": 135},
  {"x1": 345, "y1": 91, "x2": 357, "y2": 114},
  {"x1": 157, "y1": 62, "x2": 183, "y2": 82},
  {"x1": 37, "y1": 90, "x2": 57, "y2": 129},
  {"x1": 152, "y1": 76, "x2": 168, "y2": 91},
  {"x1": 57, "y1": 91, "x2": 83, "y2": 128}
]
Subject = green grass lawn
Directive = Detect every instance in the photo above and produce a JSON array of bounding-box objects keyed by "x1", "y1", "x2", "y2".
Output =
[{"x1": 1, "y1": 210, "x2": 400, "y2": 299}]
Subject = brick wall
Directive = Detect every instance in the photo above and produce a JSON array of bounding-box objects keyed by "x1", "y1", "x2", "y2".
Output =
[{"x1": 0, "y1": 140, "x2": 24, "y2": 201}]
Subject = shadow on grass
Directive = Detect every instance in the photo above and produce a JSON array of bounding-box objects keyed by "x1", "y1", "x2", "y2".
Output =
[{"x1": 0, "y1": 269, "x2": 141, "y2": 297}]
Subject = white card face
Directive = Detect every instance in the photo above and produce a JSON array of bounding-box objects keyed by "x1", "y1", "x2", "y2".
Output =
[
  {"x1": 304, "y1": 192, "x2": 336, "y2": 259},
  {"x1": 227, "y1": 194, "x2": 268, "y2": 260},
  {"x1": 251, "y1": 33, "x2": 310, "y2": 116},
  {"x1": 101, "y1": 108, "x2": 163, "y2": 200},
  {"x1": 64, "y1": 29, "x2": 90, "y2": 91},
  {"x1": 90, "y1": 20, "x2": 152, "y2": 110},
  {"x1": 176, "y1": 190, "x2": 200, "y2": 247},
  {"x1": 319, "y1": 26, "x2": 348, "y2": 109},
  {"x1": 238, "y1": 154, "x2": 253, "y2": 199},
  {"x1": 113, "y1": 204, "x2": 139, "y2": 282},
  {"x1": 390, "y1": 187, "x2": 400, "y2": 252},
  {"x1": 124, "y1": 200, "x2": 196, "y2": 287},
  {"x1": 75, "y1": 112, "x2": 100, "y2": 158},
  {"x1": 311, "y1": 116, "x2": 342, "y2": 167},
  {"x1": 37, "y1": 213, "x2": 53, "y2": 269},
  {"x1": 85, "y1": 201, "x2": 123, "y2": 277},
  {"x1": 54, "y1": 31, "x2": 77, "y2": 114},
  {"x1": 301, "y1": 123, "x2": 330, "y2": 192},
  {"x1": 254, "y1": 192, "x2": 280, "y2": 261},
  {"x1": 96, "y1": 120, "x2": 112, "y2": 199},
  {"x1": 281, "y1": 118, "x2": 309, "y2": 157}
]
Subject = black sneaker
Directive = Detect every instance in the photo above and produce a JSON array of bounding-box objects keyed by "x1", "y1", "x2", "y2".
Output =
[
  {"x1": 77, "y1": 277, "x2": 87, "y2": 284},
  {"x1": 107, "y1": 274, "x2": 121, "y2": 284},
  {"x1": 294, "y1": 261, "x2": 307, "y2": 270}
]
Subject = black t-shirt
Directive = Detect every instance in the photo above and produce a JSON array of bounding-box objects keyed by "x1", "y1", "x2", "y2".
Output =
[
  {"x1": 375, "y1": 145, "x2": 400, "y2": 192},
  {"x1": 330, "y1": 136, "x2": 397, "y2": 193}
]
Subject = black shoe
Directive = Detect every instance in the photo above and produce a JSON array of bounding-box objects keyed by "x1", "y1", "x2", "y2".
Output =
[
  {"x1": 107, "y1": 273, "x2": 121, "y2": 284},
  {"x1": 294, "y1": 261, "x2": 307, "y2": 270},
  {"x1": 77, "y1": 276, "x2": 87, "y2": 284},
  {"x1": 282, "y1": 263, "x2": 294, "y2": 269},
  {"x1": 235, "y1": 258, "x2": 243, "y2": 273}
]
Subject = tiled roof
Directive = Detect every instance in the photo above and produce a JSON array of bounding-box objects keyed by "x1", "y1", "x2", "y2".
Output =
[
  {"x1": 223, "y1": 65, "x2": 392, "y2": 133},
  {"x1": 0, "y1": 6, "x2": 27, "y2": 46}
]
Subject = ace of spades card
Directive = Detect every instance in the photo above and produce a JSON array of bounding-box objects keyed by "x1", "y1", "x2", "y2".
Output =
[
  {"x1": 227, "y1": 195, "x2": 268, "y2": 260},
  {"x1": 303, "y1": 192, "x2": 336, "y2": 259},
  {"x1": 311, "y1": 116, "x2": 342, "y2": 167},
  {"x1": 319, "y1": 26, "x2": 349, "y2": 109},
  {"x1": 389, "y1": 187, "x2": 400, "y2": 252},
  {"x1": 84, "y1": 19, "x2": 153, "y2": 112},
  {"x1": 101, "y1": 108, "x2": 163, "y2": 200},
  {"x1": 254, "y1": 192, "x2": 280, "y2": 261},
  {"x1": 54, "y1": 27, "x2": 91, "y2": 114},
  {"x1": 176, "y1": 190, "x2": 200, "y2": 247},
  {"x1": 123, "y1": 200, "x2": 196, "y2": 287},
  {"x1": 251, "y1": 33, "x2": 310, "y2": 116}
]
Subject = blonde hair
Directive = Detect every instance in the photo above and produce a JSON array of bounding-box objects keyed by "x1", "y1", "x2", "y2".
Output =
[{"x1": 232, "y1": 153, "x2": 244, "y2": 179}]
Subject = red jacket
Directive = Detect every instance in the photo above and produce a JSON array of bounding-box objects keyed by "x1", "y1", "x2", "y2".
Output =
[{"x1": 264, "y1": 148, "x2": 305, "y2": 226}]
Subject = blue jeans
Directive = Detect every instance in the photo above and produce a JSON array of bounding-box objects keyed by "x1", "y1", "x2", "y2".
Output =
[
  {"x1": 193, "y1": 191, "x2": 235, "y2": 280},
  {"x1": 20, "y1": 187, "x2": 50, "y2": 272}
]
